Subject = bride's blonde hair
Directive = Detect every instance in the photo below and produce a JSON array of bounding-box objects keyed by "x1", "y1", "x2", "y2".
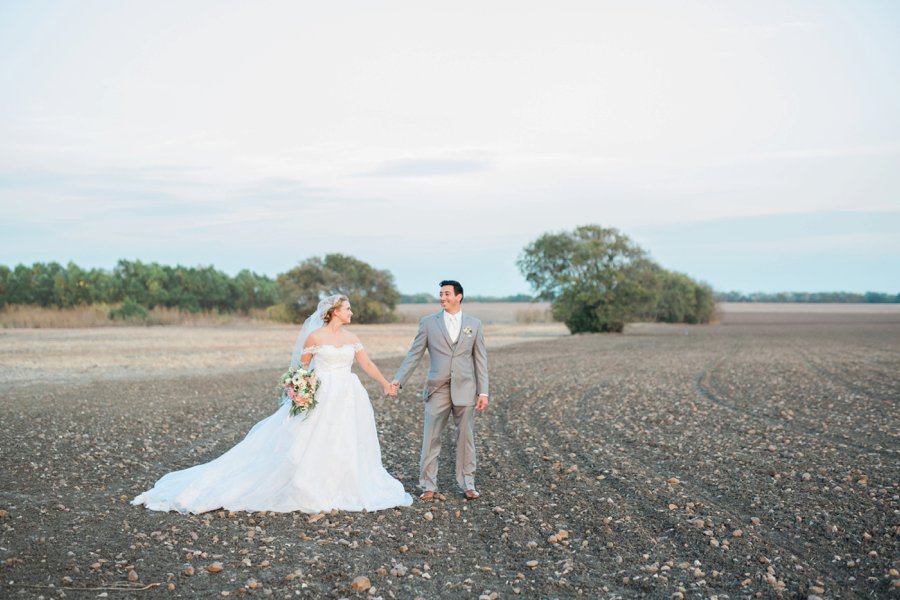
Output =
[{"x1": 322, "y1": 295, "x2": 349, "y2": 324}]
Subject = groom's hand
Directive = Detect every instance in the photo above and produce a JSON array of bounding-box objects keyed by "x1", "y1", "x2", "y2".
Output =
[
  {"x1": 391, "y1": 380, "x2": 400, "y2": 395},
  {"x1": 476, "y1": 394, "x2": 489, "y2": 411}
]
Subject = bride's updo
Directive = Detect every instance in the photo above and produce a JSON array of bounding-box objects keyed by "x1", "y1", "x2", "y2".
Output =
[{"x1": 322, "y1": 295, "x2": 349, "y2": 324}]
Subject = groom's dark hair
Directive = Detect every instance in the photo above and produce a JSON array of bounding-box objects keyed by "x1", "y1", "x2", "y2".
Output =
[{"x1": 440, "y1": 280, "x2": 464, "y2": 301}]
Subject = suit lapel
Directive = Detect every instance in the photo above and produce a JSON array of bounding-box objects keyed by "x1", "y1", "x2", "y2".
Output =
[{"x1": 437, "y1": 311, "x2": 454, "y2": 348}]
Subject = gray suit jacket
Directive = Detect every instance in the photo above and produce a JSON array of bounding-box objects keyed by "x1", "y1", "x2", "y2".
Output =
[{"x1": 394, "y1": 311, "x2": 489, "y2": 406}]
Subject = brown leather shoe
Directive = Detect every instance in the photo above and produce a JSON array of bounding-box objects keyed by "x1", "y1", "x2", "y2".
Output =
[
  {"x1": 419, "y1": 490, "x2": 436, "y2": 501},
  {"x1": 464, "y1": 489, "x2": 480, "y2": 500}
]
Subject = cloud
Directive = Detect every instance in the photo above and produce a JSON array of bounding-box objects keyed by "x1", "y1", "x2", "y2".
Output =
[
  {"x1": 361, "y1": 158, "x2": 490, "y2": 178},
  {"x1": 738, "y1": 142, "x2": 900, "y2": 162}
]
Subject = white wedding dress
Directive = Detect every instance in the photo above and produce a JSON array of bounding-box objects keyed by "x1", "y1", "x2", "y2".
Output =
[{"x1": 132, "y1": 343, "x2": 413, "y2": 514}]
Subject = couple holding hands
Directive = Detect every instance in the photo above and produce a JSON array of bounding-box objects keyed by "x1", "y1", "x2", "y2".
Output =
[{"x1": 133, "y1": 280, "x2": 489, "y2": 514}]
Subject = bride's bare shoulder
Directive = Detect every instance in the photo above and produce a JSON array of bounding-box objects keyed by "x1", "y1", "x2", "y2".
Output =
[{"x1": 304, "y1": 328, "x2": 328, "y2": 347}]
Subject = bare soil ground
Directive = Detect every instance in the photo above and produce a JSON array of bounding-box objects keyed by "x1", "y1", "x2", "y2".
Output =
[{"x1": 1, "y1": 306, "x2": 898, "y2": 599}]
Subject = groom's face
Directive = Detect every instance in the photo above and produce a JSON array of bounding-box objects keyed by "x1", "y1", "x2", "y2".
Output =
[{"x1": 439, "y1": 285, "x2": 462, "y2": 313}]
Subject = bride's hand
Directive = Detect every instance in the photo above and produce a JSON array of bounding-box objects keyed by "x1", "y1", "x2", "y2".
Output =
[{"x1": 383, "y1": 384, "x2": 395, "y2": 397}]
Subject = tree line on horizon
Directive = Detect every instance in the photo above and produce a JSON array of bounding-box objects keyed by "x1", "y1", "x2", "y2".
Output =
[
  {"x1": 716, "y1": 290, "x2": 899, "y2": 303},
  {"x1": 0, "y1": 261, "x2": 280, "y2": 316},
  {"x1": 2, "y1": 227, "x2": 896, "y2": 330},
  {"x1": 0, "y1": 259, "x2": 539, "y2": 316}
]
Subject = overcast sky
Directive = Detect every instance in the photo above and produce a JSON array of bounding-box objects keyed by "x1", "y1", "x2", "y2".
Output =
[{"x1": 2, "y1": 1, "x2": 898, "y2": 296}]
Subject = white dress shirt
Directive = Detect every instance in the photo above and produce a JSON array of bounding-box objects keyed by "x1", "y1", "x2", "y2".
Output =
[{"x1": 443, "y1": 310, "x2": 462, "y2": 343}]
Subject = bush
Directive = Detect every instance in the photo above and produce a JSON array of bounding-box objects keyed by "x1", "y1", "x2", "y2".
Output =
[
  {"x1": 108, "y1": 298, "x2": 150, "y2": 322},
  {"x1": 519, "y1": 225, "x2": 715, "y2": 333},
  {"x1": 266, "y1": 302, "x2": 295, "y2": 323},
  {"x1": 276, "y1": 254, "x2": 400, "y2": 324},
  {"x1": 518, "y1": 225, "x2": 659, "y2": 333}
]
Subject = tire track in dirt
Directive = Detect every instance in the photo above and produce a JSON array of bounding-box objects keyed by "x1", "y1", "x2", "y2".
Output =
[
  {"x1": 783, "y1": 339, "x2": 898, "y2": 455},
  {"x1": 695, "y1": 352, "x2": 893, "y2": 459},
  {"x1": 497, "y1": 332, "x2": 896, "y2": 598},
  {"x1": 574, "y1": 378, "x2": 876, "y2": 598},
  {"x1": 423, "y1": 334, "x2": 897, "y2": 598},
  {"x1": 788, "y1": 340, "x2": 898, "y2": 404},
  {"x1": 481, "y1": 350, "x2": 636, "y2": 597},
  {"x1": 488, "y1": 345, "x2": 812, "y2": 597},
  {"x1": 549, "y1": 377, "x2": 851, "y2": 598}
]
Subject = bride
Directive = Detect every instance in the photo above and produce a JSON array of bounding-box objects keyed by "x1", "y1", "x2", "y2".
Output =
[{"x1": 132, "y1": 294, "x2": 413, "y2": 514}]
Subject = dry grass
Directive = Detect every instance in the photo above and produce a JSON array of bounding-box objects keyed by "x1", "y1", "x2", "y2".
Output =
[
  {"x1": 8, "y1": 301, "x2": 897, "y2": 329},
  {"x1": 0, "y1": 304, "x2": 115, "y2": 328},
  {"x1": 0, "y1": 305, "x2": 272, "y2": 328},
  {"x1": 513, "y1": 305, "x2": 554, "y2": 323},
  {"x1": 3, "y1": 302, "x2": 548, "y2": 328},
  {"x1": 141, "y1": 307, "x2": 272, "y2": 326}
]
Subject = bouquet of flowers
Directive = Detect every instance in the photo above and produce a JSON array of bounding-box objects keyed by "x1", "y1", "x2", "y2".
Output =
[{"x1": 278, "y1": 365, "x2": 320, "y2": 417}]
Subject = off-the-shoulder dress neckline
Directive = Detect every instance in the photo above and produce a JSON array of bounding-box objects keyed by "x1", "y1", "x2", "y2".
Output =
[{"x1": 303, "y1": 343, "x2": 363, "y2": 351}]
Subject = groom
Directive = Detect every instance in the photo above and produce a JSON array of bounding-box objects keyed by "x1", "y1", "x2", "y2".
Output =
[{"x1": 392, "y1": 280, "x2": 489, "y2": 500}]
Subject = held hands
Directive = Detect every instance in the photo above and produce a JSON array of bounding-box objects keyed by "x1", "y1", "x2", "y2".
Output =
[{"x1": 385, "y1": 378, "x2": 485, "y2": 408}]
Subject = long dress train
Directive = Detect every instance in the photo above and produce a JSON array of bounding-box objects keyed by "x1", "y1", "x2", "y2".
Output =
[{"x1": 132, "y1": 344, "x2": 412, "y2": 514}]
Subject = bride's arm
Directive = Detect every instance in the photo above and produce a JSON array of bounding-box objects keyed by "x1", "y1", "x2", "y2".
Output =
[
  {"x1": 300, "y1": 332, "x2": 320, "y2": 369},
  {"x1": 354, "y1": 346, "x2": 394, "y2": 397}
]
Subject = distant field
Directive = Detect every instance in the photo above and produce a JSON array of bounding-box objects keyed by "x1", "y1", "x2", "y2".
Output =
[
  {"x1": 0, "y1": 320, "x2": 567, "y2": 388},
  {"x1": 717, "y1": 302, "x2": 900, "y2": 324},
  {"x1": 396, "y1": 301, "x2": 553, "y2": 324},
  {"x1": 5, "y1": 301, "x2": 896, "y2": 329},
  {"x1": 5, "y1": 302, "x2": 899, "y2": 388},
  {"x1": 0, "y1": 302, "x2": 553, "y2": 328}
]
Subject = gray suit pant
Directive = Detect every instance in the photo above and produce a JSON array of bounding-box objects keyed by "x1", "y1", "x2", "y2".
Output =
[{"x1": 420, "y1": 382, "x2": 476, "y2": 492}]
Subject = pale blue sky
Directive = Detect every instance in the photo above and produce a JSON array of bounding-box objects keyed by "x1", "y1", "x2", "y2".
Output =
[{"x1": 1, "y1": 1, "x2": 898, "y2": 295}]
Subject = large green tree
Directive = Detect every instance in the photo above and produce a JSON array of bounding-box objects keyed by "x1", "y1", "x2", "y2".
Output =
[
  {"x1": 518, "y1": 225, "x2": 715, "y2": 332},
  {"x1": 276, "y1": 254, "x2": 400, "y2": 324},
  {"x1": 518, "y1": 225, "x2": 659, "y2": 333}
]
